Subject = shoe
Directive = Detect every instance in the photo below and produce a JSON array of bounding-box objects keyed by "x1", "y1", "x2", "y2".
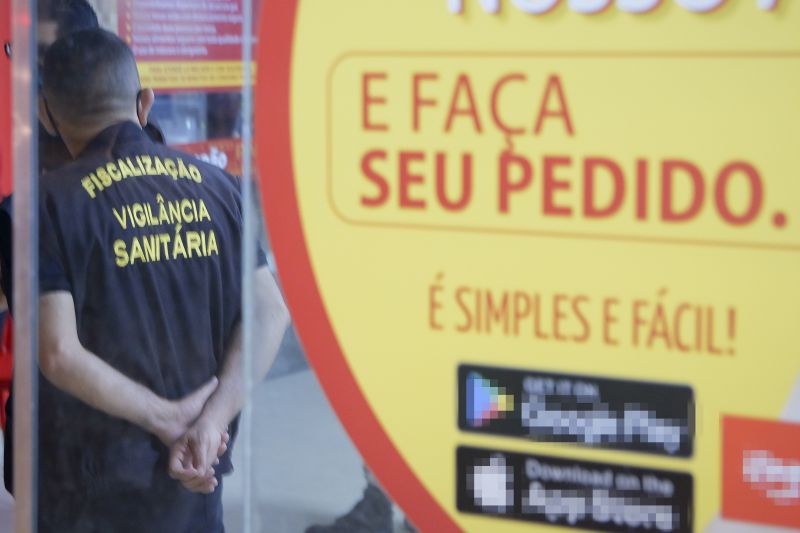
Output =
[{"x1": 305, "y1": 484, "x2": 393, "y2": 533}]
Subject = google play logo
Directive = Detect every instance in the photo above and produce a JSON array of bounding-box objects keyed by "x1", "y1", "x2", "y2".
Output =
[{"x1": 467, "y1": 372, "x2": 515, "y2": 427}]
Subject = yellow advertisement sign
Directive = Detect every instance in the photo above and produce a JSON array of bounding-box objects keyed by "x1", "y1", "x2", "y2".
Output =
[
  {"x1": 257, "y1": 1, "x2": 800, "y2": 531},
  {"x1": 137, "y1": 61, "x2": 253, "y2": 91}
]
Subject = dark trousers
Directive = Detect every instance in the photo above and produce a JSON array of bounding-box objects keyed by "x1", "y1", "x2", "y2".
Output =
[{"x1": 38, "y1": 469, "x2": 224, "y2": 533}]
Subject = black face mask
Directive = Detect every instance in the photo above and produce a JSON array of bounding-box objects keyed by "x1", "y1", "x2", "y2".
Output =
[
  {"x1": 42, "y1": 96, "x2": 63, "y2": 143},
  {"x1": 136, "y1": 90, "x2": 143, "y2": 124}
]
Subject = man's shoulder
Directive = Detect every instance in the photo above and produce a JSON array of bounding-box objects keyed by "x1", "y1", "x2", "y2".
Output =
[
  {"x1": 158, "y1": 145, "x2": 241, "y2": 193},
  {"x1": 41, "y1": 151, "x2": 109, "y2": 183},
  {"x1": 39, "y1": 155, "x2": 109, "y2": 198}
]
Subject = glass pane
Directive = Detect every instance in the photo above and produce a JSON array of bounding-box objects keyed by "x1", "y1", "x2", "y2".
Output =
[
  {"x1": 0, "y1": 1, "x2": 12, "y2": 528},
  {"x1": 1, "y1": 1, "x2": 400, "y2": 532}
]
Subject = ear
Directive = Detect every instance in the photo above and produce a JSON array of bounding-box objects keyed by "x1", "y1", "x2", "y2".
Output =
[
  {"x1": 137, "y1": 88, "x2": 155, "y2": 127},
  {"x1": 38, "y1": 95, "x2": 57, "y2": 136}
]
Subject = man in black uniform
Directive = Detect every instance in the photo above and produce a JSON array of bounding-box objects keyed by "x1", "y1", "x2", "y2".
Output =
[
  {"x1": 35, "y1": 29, "x2": 289, "y2": 531},
  {"x1": 1, "y1": 0, "x2": 170, "y2": 496}
]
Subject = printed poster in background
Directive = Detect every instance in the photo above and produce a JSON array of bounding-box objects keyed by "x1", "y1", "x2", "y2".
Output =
[
  {"x1": 256, "y1": 1, "x2": 800, "y2": 532},
  {"x1": 173, "y1": 138, "x2": 243, "y2": 177},
  {"x1": 118, "y1": 0, "x2": 249, "y2": 91}
]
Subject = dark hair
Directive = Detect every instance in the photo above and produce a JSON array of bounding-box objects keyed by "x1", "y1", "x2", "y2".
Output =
[
  {"x1": 55, "y1": 0, "x2": 99, "y2": 39},
  {"x1": 42, "y1": 29, "x2": 140, "y2": 125}
]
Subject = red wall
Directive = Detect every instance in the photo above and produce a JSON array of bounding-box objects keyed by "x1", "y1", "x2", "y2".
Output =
[{"x1": 0, "y1": 3, "x2": 11, "y2": 196}]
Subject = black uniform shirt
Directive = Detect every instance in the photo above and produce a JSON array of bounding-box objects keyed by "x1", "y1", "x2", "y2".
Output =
[{"x1": 37, "y1": 121, "x2": 258, "y2": 491}]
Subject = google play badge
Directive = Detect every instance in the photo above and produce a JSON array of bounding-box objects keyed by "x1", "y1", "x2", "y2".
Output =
[{"x1": 466, "y1": 372, "x2": 515, "y2": 427}]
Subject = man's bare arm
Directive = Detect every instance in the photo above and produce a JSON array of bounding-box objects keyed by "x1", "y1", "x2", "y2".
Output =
[
  {"x1": 38, "y1": 291, "x2": 217, "y2": 445},
  {"x1": 169, "y1": 265, "x2": 290, "y2": 480},
  {"x1": 201, "y1": 265, "x2": 289, "y2": 427}
]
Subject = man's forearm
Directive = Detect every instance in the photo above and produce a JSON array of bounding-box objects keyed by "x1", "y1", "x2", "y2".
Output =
[
  {"x1": 167, "y1": 267, "x2": 289, "y2": 482},
  {"x1": 38, "y1": 337, "x2": 172, "y2": 436},
  {"x1": 199, "y1": 266, "x2": 290, "y2": 428},
  {"x1": 38, "y1": 291, "x2": 213, "y2": 445}
]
